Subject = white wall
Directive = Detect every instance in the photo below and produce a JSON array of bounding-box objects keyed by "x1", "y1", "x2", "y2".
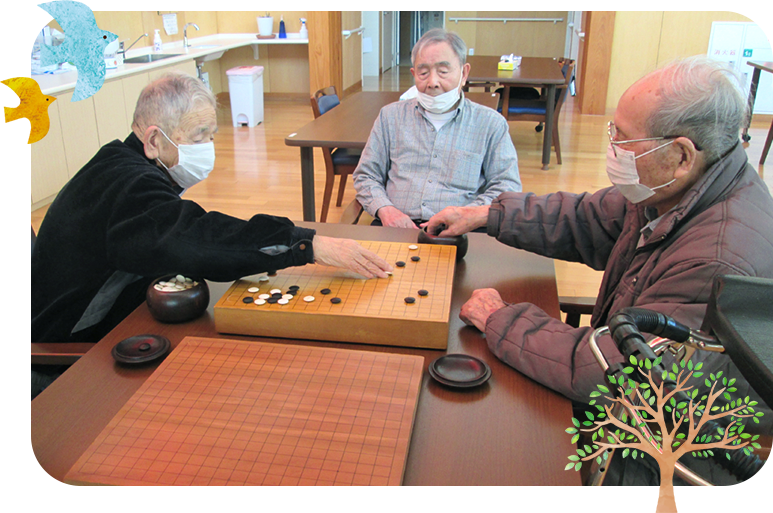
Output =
[{"x1": 362, "y1": 11, "x2": 380, "y2": 77}]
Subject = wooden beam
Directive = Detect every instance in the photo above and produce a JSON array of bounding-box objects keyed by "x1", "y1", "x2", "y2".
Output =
[
  {"x1": 578, "y1": 11, "x2": 615, "y2": 115},
  {"x1": 307, "y1": 11, "x2": 343, "y2": 96}
]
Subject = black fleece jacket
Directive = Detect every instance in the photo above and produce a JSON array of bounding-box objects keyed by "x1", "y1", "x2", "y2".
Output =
[{"x1": 32, "y1": 133, "x2": 316, "y2": 343}]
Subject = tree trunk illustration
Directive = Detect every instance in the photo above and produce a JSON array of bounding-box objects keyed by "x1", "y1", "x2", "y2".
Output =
[{"x1": 656, "y1": 462, "x2": 677, "y2": 513}]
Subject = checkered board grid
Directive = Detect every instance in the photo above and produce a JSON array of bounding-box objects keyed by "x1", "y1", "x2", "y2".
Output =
[
  {"x1": 214, "y1": 241, "x2": 456, "y2": 349},
  {"x1": 64, "y1": 337, "x2": 424, "y2": 486}
]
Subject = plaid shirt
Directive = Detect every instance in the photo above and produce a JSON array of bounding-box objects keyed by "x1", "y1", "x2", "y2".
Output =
[{"x1": 353, "y1": 96, "x2": 521, "y2": 221}]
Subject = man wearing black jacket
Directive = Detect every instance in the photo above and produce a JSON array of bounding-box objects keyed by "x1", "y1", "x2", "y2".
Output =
[{"x1": 32, "y1": 72, "x2": 391, "y2": 352}]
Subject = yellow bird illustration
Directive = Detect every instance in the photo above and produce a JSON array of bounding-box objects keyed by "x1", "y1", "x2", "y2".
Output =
[{"x1": 2, "y1": 77, "x2": 57, "y2": 144}]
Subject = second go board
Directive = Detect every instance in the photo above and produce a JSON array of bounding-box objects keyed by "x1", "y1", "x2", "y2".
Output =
[{"x1": 214, "y1": 241, "x2": 457, "y2": 349}]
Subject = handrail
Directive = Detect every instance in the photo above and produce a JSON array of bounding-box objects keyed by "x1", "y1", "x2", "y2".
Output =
[
  {"x1": 342, "y1": 26, "x2": 365, "y2": 39},
  {"x1": 449, "y1": 17, "x2": 564, "y2": 24}
]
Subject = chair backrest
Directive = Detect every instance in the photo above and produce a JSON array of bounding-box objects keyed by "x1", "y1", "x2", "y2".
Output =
[
  {"x1": 310, "y1": 86, "x2": 340, "y2": 119},
  {"x1": 554, "y1": 58, "x2": 575, "y2": 112}
]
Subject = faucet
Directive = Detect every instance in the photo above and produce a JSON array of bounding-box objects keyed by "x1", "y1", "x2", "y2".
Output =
[
  {"x1": 184, "y1": 23, "x2": 200, "y2": 48},
  {"x1": 119, "y1": 33, "x2": 148, "y2": 55}
]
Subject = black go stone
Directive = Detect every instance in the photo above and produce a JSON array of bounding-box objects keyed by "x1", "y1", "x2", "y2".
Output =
[
  {"x1": 418, "y1": 289, "x2": 429, "y2": 296},
  {"x1": 321, "y1": 288, "x2": 331, "y2": 294},
  {"x1": 411, "y1": 256, "x2": 421, "y2": 262},
  {"x1": 267, "y1": 297, "x2": 279, "y2": 304},
  {"x1": 396, "y1": 261, "x2": 406, "y2": 267},
  {"x1": 330, "y1": 297, "x2": 342, "y2": 304},
  {"x1": 242, "y1": 297, "x2": 254, "y2": 304},
  {"x1": 404, "y1": 297, "x2": 416, "y2": 304}
]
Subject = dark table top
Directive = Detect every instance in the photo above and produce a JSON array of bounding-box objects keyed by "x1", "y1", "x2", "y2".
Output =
[
  {"x1": 748, "y1": 61, "x2": 773, "y2": 74},
  {"x1": 284, "y1": 91, "x2": 500, "y2": 149},
  {"x1": 31, "y1": 222, "x2": 580, "y2": 486},
  {"x1": 466, "y1": 55, "x2": 566, "y2": 86}
]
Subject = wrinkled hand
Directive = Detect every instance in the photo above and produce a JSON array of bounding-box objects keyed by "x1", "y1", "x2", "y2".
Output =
[
  {"x1": 377, "y1": 205, "x2": 419, "y2": 229},
  {"x1": 422, "y1": 205, "x2": 489, "y2": 237},
  {"x1": 312, "y1": 235, "x2": 393, "y2": 278},
  {"x1": 459, "y1": 288, "x2": 507, "y2": 332}
]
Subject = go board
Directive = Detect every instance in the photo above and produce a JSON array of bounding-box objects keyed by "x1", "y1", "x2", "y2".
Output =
[
  {"x1": 214, "y1": 241, "x2": 457, "y2": 350},
  {"x1": 64, "y1": 336, "x2": 424, "y2": 486}
]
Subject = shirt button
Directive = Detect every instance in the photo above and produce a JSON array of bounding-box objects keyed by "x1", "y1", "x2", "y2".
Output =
[
  {"x1": 299, "y1": 244, "x2": 306, "y2": 251},
  {"x1": 428, "y1": 179, "x2": 433, "y2": 183},
  {"x1": 433, "y1": 154, "x2": 438, "y2": 158}
]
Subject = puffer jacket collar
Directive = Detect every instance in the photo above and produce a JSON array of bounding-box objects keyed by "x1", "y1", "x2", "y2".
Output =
[{"x1": 637, "y1": 142, "x2": 748, "y2": 249}]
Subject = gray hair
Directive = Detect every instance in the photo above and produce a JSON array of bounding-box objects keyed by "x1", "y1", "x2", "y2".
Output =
[
  {"x1": 132, "y1": 71, "x2": 217, "y2": 135},
  {"x1": 411, "y1": 28, "x2": 467, "y2": 67},
  {"x1": 645, "y1": 56, "x2": 747, "y2": 165}
]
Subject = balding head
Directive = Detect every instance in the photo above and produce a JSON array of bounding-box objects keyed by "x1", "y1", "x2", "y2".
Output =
[
  {"x1": 131, "y1": 72, "x2": 217, "y2": 137},
  {"x1": 631, "y1": 56, "x2": 747, "y2": 166}
]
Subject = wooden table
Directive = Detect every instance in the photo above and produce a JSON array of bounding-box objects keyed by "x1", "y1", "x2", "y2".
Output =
[
  {"x1": 743, "y1": 61, "x2": 773, "y2": 165},
  {"x1": 285, "y1": 91, "x2": 500, "y2": 222},
  {"x1": 467, "y1": 56, "x2": 567, "y2": 171},
  {"x1": 31, "y1": 222, "x2": 580, "y2": 486}
]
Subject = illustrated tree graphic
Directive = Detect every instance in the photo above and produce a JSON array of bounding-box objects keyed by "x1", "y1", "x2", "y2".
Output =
[{"x1": 565, "y1": 354, "x2": 765, "y2": 513}]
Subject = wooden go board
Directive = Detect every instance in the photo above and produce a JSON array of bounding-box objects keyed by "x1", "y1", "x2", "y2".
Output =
[
  {"x1": 214, "y1": 241, "x2": 456, "y2": 349},
  {"x1": 65, "y1": 337, "x2": 424, "y2": 486}
]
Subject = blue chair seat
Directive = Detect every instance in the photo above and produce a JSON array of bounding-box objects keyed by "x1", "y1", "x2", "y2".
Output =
[
  {"x1": 497, "y1": 99, "x2": 548, "y2": 116},
  {"x1": 331, "y1": 147, "x2": 362, "y2": 167}
]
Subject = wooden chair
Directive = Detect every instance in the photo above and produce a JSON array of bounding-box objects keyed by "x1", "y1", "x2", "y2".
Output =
[
  {"x1": 497, "y1": 58, "x2": 575, "y2": 165},
  {"x1": 31, "y1": 226, "x2": 95, "y2": 365},
  {"x1": 559, "y1": 296, "x2": 596, "y2": 328},
  {"x1": 310, "y1": 86, "x2": 362, "y2": 222}
]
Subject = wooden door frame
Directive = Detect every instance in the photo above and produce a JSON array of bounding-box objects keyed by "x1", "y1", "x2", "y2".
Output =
[{"x1": 577, "y1": 11, "x2": 615, "y2": 115}]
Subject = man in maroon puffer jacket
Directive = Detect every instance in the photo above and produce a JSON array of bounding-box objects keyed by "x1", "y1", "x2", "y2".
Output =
[{"x1": 425, "y1": 57, "x2": 773, "y2": 481}]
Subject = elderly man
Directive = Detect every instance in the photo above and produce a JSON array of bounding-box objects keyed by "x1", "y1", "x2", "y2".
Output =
[
  {"x1": 425, "y1": 57, "x2": 773, "y2": 482},
  {"x1": 32, "y1": 72, "x2": 391, "y2": 351},
  {"x1": 352, "y1": 28, "x2": 521, "y2": 229}
]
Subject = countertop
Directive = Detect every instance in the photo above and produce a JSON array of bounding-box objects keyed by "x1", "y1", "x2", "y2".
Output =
[{"x1": 36, "y1": 33, "x2": 309, "y2": 95}]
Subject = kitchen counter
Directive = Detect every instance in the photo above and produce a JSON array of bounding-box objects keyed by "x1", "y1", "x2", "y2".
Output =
[{"x1": 37, "y1": 33, "x2": 309, "y2": 95}]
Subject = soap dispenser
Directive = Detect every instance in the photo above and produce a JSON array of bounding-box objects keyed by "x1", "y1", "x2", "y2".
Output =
[
  {"x1": 153, "y1": 29, "x2": 162, "y2": 52},
  {"x1": 299, "y1": 18, "x2": 308, "y2": 39},
  {"x1": 278, "y1": 16, "x2": 287, "y2": 38}
]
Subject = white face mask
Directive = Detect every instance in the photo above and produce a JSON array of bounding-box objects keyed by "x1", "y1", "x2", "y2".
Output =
[
  {"x1": 416, "y1": 72, "x2": 464, "y2": 114},
  {"x1": 606, "y1": 141, "x2": 676, "y2": 204},
  {"x1": 156, "y1": 128, "x2": 216, "y2": 190}
]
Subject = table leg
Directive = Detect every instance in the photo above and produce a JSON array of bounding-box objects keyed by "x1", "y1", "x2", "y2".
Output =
[
  {"x1": 542, "y1": 84, "x2": 556, "y2": 170},
  {"x1": 761, "y1": 117, "x2": 773, "y2": 166},
  {"x1": 300, "y1": 146, "x2": 316, "y2": 222},
  {"x1": 501, "y1": 85, "x2": 510, "y2": 119},
  {"x1": 743, "y1": 68, "x2": 762, "y2": 142}
]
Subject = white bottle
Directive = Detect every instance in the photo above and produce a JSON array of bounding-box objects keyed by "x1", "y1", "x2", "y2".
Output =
[
  {"x1": 299, "y1": 18, "x2": 308, "y2": 39},
  {"x1": 153, "y1": 29, "x2": 162, "y2": 52}
]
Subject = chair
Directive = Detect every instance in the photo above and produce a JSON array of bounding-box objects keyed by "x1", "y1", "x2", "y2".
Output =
[
  {"x1": 31, "y1": 225, "x2": 95, "y2": 365},
  {"x1": 497, "y1": 58, "x2": 575, "y2": 165},
  {"x1": 559, "y1": 296, "x2": 596, "y2": 328},
  {"x1": 310, "y1": 86, "x2": 362, "y2": 222}
]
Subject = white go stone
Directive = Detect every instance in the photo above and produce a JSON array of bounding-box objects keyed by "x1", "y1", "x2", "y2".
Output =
[
  {"x1": 247, "y1": 287, "x2": 260, "y2": 293},
  {"x1": 270, "y1": 288, "x2": 282, "y2": 295},
  {"x1": 254, "y1": 299, "x2": 266, "y2": 305},
  {"x1": 258, "y1": 294, "x2": 270, "y2": 300},
  {"x1": 303, "y1": 296, "x2": 316, "y2": 302},
  {"x1": 282, "y1": 294, "x2": 294, "y2": 300},
  {"x1": 277, "y1": 298, "x2": 289, "y2": 305}
]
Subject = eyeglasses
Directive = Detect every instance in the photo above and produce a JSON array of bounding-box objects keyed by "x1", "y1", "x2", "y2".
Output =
[{"x1": 607, "y1": 121, "x2": 702, "y2": 156}]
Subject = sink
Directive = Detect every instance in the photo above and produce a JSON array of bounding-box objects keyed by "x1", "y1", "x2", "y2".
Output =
[
  {"x1": 123, "y1": 53, "x2": 179, "y2": 64},
  {"x1": 194, "y1": 48, "x2": 226, "y2": 64}
]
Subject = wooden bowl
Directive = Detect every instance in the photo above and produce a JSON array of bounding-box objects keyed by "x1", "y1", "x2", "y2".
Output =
[
  {"x1": 146, "y1": 275, "x2": 209, "y2": 323},
  {"x1": 417, "y1": 229, "x2": 469, "y2": 261}
]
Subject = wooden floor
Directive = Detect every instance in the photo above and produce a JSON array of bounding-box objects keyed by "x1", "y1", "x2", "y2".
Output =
[{"x1": 31, "y1": 66, "x2": 773, "y2": 310}]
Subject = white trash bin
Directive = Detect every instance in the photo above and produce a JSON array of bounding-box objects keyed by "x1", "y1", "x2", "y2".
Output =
[{"x1": 226, "y1": 66, "x2": 264, "y2": 127}]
